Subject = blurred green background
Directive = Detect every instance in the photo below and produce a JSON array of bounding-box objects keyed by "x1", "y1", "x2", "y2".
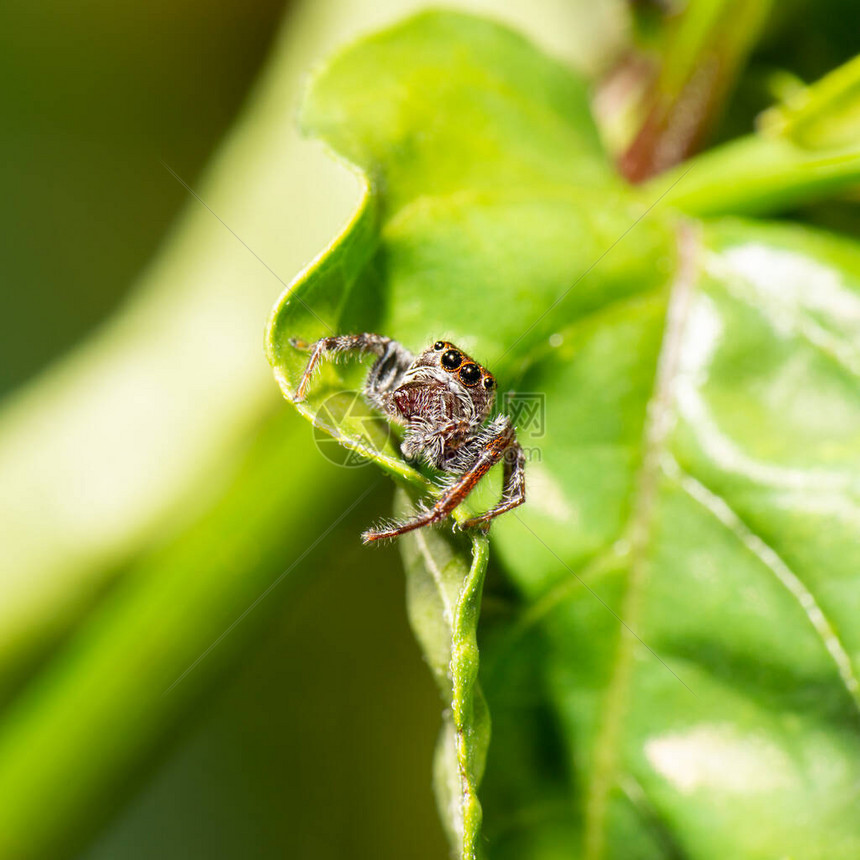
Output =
[
  {"x1": 2, "y1": 0, "x2": 283, "y2": 392},
  {"x1": 2, "y1": 1, "x2": 449, "y2": 857},
  {"x1": 1, "y1": 1, "x2": 857, "y2": 858}
]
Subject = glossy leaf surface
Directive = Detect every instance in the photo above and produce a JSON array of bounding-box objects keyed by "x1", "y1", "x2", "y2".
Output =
[{"x1": 267, "y1": 11, "x2": 860, "y2": 858}]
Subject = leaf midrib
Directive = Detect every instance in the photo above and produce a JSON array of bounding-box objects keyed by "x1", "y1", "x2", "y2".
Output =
[
  {"x1": 584, "y1": 220, "x2": 700, "y2": 860},
  {"x1": 582, "y1": 218, "x2": 860, "y2": 858}
]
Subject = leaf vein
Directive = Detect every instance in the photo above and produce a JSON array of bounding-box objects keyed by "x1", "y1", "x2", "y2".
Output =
[
  {"x1": 585, "y1": 221, "x2": 700, "y2": 860},
  {"x1": 666, "y1": 454, "x2": 860, "y2": 714}
]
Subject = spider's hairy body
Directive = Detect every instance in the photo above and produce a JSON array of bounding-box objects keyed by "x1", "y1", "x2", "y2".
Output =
[{"x1": 291, "y1": 334, "x2": 526, "y2": 542}]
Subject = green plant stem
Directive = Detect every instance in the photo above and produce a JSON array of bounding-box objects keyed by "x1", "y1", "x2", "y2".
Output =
[
  {"x1": 401, "y1": 512, "x2": 490, "y2": 860},
  {"x1": 647, "y1": 50, "x2": 860, "y2": 216},
  {"x1": 449, "y1": 534, "x2": 491, "y2": 860},
  {"x1": 647, "y1": 133, "x2": 860, "y2": 216},
  {"x1": 617, "y1": 0, "x2": 773, "y2": 181}
]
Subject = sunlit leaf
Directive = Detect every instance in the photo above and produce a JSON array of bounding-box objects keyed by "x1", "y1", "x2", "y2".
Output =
[
  {"x1": 398, "y1": 493, "x2": 490, "y2": 860},
  {"x1": 267, "y1": 10, "x2": 860, "y2": 858},
  {"x1": 484, "y1": 218, "x2": 860, "y2": 859}
]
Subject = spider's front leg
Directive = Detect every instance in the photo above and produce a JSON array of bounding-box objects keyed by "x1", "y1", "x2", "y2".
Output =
[
  {"x1": 290, "y1": 333, "x2": 411, "y2": 402},
  {"x1": 362, "y1": 416, "x2": 520, "y2": 543}
]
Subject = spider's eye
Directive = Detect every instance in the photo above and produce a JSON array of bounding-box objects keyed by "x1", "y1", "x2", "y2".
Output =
[
  {"x1": 441, "y1": 349, "x2": 462, "y2": 370},
  {"x1": 459, "y1": 363, "x2": 481, "y2": 386},
  {"x1": 433, "y1": 341, "x2": 446, "y2": 351},
  {"x1": 483, "y1": 376, "x2": 495, "y2": 390}
]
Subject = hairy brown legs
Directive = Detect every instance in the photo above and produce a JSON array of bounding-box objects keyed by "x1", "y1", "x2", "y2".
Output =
[
  {"x1": 290, "y1": 333, "x2": 526, "y2": 543},
  {"x1": 290, "y1": 333, "x2": 395, "y2": 401},
  {"x1": 362, "y1": 427, "x2": 526, "y2": 543},
  {"x1": 461, "y1": 440, "x2": 526, "y2": 528}
]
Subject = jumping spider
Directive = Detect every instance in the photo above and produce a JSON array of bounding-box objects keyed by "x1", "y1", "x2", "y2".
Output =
[{"x1": 291, "y1": 333, "x2": 526, "y2": 543}]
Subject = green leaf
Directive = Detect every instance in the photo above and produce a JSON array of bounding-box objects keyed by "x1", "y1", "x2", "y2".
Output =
[
  {"x1": 266, "y1": 10, "x2": 674, "y2": 404},
  {"x1": 646, "y1": 52, "x2": 860, "y2": 217},
  {"x1": 266, "y1": 9, "x2": 860, "y2": 858},
  {"x1": 760, "y1": 53, "x2": 860, "y2": 150},
  {"x1": 399, "y1": 493, "x2": 490, "y2": 860},
  {"x1": 644, "y1": 124, "x2": 860, "y2": 218},
  {"x1": 483, "y1": 218, "x2": 860, "y2": 859}
]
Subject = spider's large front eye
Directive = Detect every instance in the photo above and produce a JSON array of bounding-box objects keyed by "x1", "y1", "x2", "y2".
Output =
[
  {"x1": 433, "y1": 341, "x2": 446, "y2": 351},
  {"x1": 459, "y1": 363, "x2": 481, "y2": 386},
  {"x1": 441, "y1": 349, "x2": 462, "y2": 370}
]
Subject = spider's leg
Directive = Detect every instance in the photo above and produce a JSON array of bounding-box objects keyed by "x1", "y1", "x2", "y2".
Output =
[
  {"x1": 461, "y1": 437, "x2": 526, "y2": 528},
  {"x1": 362, "y1": 418, "x2": 513, "y2": 543},
  {"x1": 290, "y1": 333, "x2": 399, "y2": 401},
  {"x1": 401, "y1": 419, "x2": 471, "y2": 468}
]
